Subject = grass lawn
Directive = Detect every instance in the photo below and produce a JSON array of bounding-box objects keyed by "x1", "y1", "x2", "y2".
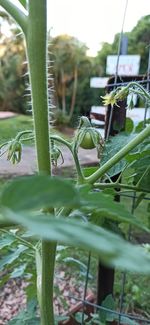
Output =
[
  {"x1": 0, "y1": 115, "x2": 33, "y2": 144},
  {"x1": 0, "y1": 114, "x2": 71, "y2": 145}
]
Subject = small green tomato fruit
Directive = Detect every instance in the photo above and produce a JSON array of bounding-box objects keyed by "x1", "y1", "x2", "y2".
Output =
[{"x1": 80, "y1": 131, "x2": 97, "y2": 149}]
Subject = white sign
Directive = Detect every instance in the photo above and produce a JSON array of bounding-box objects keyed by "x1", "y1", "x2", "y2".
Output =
[
  {"x1": 90, "y1": 106, "x2": 106, "y2": 115},
  {"x1": 106, "y1": 55, "x2": 140, "y2": 76},
  {"x1": 90, "y1": 77, "x2": 109, "y2": 88}
]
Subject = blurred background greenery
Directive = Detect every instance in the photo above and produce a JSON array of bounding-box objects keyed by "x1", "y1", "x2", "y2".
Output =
[{"x1": 0, "y1": 12, "x2": 150, "y2": 126}]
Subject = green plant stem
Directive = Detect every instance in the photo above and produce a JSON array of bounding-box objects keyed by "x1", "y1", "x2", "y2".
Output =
[
  {"x1": 86, "y1": 125, "x2": 150, "y2": 185},
  {"x1": 27, "y1": 1, "x2": 50, "y2": 174},
  {"x1": 26, "y1": 1, "x2": 56, "y2": 324},
  {"x1": 50, "y1": 135, "x2": 85, "y2": 182},
  {"x1": 50, "y1": 134, "x2": 72, "y2": 150},
  {"x1": 73, "y1": 147, "x2": 85, "y2": 183},
  {"x1": 16, "y1": 130, "x2": 33, "y2": 140},
  {"x1": 93, "y1": 183, "x2": 150, "y2": 194},
  {"x1": 41, "y1": 241, "x2": 56, "y2": 324},
  {"x1": 0, "y1": 0, "x2": 27, "y2": 35}
]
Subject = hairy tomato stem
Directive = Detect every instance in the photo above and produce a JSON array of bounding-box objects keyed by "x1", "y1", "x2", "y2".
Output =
[{"x1": 26, "y1": 1, "x2": 56, "y2": 324}]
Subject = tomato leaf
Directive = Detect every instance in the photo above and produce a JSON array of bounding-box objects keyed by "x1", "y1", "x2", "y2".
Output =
[
  {"x1": 1, "y1": 176, "x2": 148, "y2": 231},
  {"x1": 100, "y1": 133, "x2": 135, "y2": 177},
  {"x1": 1, "y1": 209, "x2": 150, "y2": 273},
  {"x1": 0, "y1": 175, "x2": 80, "y2": 211}
]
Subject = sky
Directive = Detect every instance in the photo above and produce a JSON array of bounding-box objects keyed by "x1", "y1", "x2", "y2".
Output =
[{"x1": 47, "y1": 0, "x2": 150, "y2": 56}]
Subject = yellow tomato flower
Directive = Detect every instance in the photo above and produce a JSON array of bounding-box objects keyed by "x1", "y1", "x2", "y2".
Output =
[{"x1": 101, "y1": 90, "x2": 119, "y2": 108}]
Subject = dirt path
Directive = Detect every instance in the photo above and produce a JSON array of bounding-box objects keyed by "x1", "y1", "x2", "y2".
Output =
[{"x1": 0, "y1": 145, "x2": 99, "y2": 177}]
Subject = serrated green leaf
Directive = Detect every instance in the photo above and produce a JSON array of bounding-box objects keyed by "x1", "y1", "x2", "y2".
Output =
[
  {"x1": 63, "y1": 257, "x2": 92, "y2": 278},
  {"x1": 135, "y1": 119, "x2": 150, "y2": 133},
  {"x1": 100, "y1": 133, "x2": 135, "y2": 176},
  {"x1": 1, "y1": 176, "x2": 148, "y2": 231},
  {"x1": 100, "y1": 294, "x2": 115, "y2": 323},
  {"x1": 74, "y1": 312, "x2": 88, "y2": 322},
  {"x1": 80, "y1": 191, "x2": 149, "y2": 232},
  {"x1": 83, "y1": 166, "x2": 98, "y2": 177},
  {"x1": 125, "y1": 117, "x2": 134, "y2": 133},
  {"x1": 0, "y1": 245, "x2": 27, "y2": 270},
  {"x1": 8, "y1": 299, "x2": 40, "y2": 325},
  {"x1": 0, "y1": 235, "x2": 14, "y2": 250},
  {"x1": 10, "y1": 263, "x2": 27, "y2": 278},
  {"x1": 55, "y1": 315, "x2": 69, "y2": 325},
  {"x1": 126, "y1": 137, "x2": 150, "y2": 163},
  {"x1": 132, "y1": 156, "x2": 150, "y2": 191},
  {"x1": 0, "y1": 176, "x2": 80, "y2": 211},
  {"x1": 2, "y1": 210, "x2": 150, "y2": 273}
]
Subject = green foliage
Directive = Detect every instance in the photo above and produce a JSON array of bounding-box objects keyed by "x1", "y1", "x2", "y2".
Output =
[
  {"x1": 8, "y1": 299, "x2": 40, "y2": 325},
  {"x1": 0, "y1": 244, "x2": 27, "y2": 270},
  {"x1": 0, "y1": 115, "x2": 33, "y2": 144},
  {"x1": 1, "y1": 176, "x2": 79, "y2": 211},
  {"x1": 1, "y1": 175, "x2": 150, "y2": 272},
  {"x1": 84, "y1": 294, "x2": 139, "y2": 324},
  {"x1": 1, "y1": 175, "x2": 148, "y2": 231},
  {"x1": 0, "y1": 12, "x2": 28, "y2": 114},
  {"x1": 125, "y1": 118, "x2": 134, "y2": 133},
  {"x1": 96, "y1": 15, "x2": 150, "y2": 75},
  {"x1": 0, "y1": 228, "x2": 36, "y2": 293},
  {"x1": 115, "y1": 272, "x2": 150, "y2": 314},
  {"x1": 127, "y1": 15, "x2": 150, "y2": 74},
  {"x1": 0, "y1": 2, "x2": 150, "y2": 324},
  {"x1": 99, "y1": 294, "x2": 116, "y2": 323},
  {"x1": 100, "y1": 132, "x2": 135, "y2": 177},
  {"x1": 49, "y1": 34, "x2": 93, "y2": 121}
]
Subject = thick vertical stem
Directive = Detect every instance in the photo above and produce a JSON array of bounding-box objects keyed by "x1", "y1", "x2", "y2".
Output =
[
  {"x1": 26, "y1": 1, "x2": 56, "y2": 324},
  {"x1": 41, "y1": 241, "x2": 56, "y2": 324},
  {"x1": 27, "y1": 0, "x2": 50, "y2": 173}
]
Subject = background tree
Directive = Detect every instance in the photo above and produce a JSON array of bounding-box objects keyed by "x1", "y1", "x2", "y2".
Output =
[
  {"x1": 0, "y1": 11, "x2": 27, "y2": 113},
  {"x1": 96, "y1": 15, "x2": 150, "y2": 75},
  {"x1": 127, "y1": 15, "x2": 150, "y2": 73},
  {"x1": 49, "y1": 35, "x2": 94, "y2": 124}
]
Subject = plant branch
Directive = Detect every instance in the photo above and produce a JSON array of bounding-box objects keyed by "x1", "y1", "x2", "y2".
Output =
[
  {"x1": 127, "y1": 81, "x2": 150, "y2": 101},
  {"x1": 93, "y1": 182, "x2": 150, "y2": 194},
  {"x1": 50, "y1": 134, "x2": 72, "y2": 150},
  {"x1": 50, "y1": 135, "x2": 85, "y2": 182},
  {"x1": 0, "y1": 0, "x2": 28, "y2": 35},
  {"x1": 86, "y1": 125, "x2": 150, "y2": 184},
  {"x1": 72, "y1": 146, "x2": 85, "y2": 183},
  {"x1": 16, "y1": 130, "x2": 33, "y2": 140},
  {"x1": 0, "y1": 229, "x2": 35, "y2": 250}
]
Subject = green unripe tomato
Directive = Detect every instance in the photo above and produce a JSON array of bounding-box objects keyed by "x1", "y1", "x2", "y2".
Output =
[{"x1": 80, "y1": 132, "x2": 96, "y2": 149}]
